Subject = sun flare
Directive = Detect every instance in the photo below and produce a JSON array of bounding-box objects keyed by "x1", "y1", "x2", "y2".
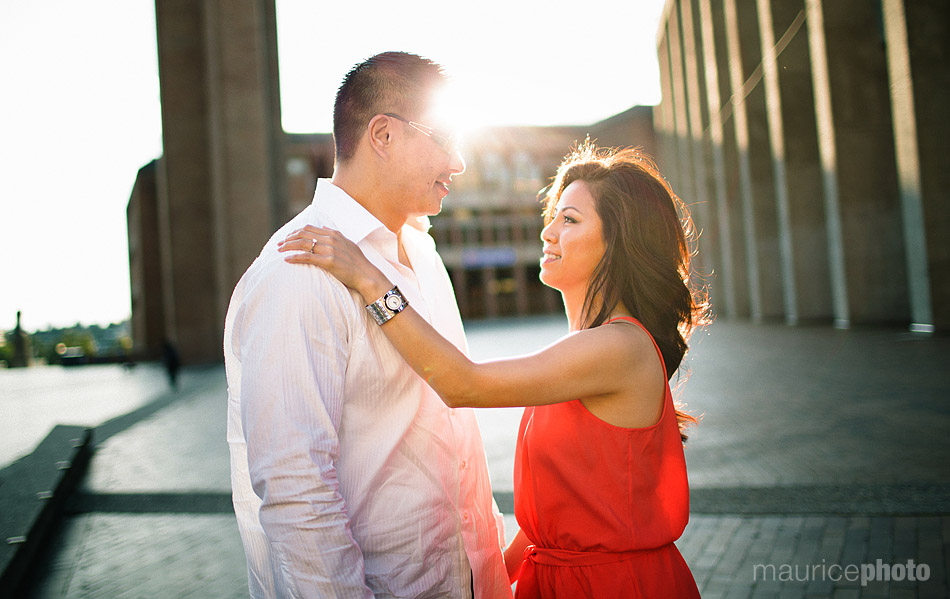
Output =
[{"x1": 431, "y1": 80, "x2": 500, "y2": 140}]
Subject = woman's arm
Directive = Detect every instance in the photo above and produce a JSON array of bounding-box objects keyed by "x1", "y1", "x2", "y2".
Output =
[
  {"x1": 503, "y1": 528, "x2": 532, "y2": 583},
  {"x1": 278, "y1": 226, "x2": 647, "y2": 409}
]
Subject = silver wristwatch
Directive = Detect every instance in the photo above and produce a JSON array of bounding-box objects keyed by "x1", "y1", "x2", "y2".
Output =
[{"x1": 365, "y1": 286, "x2": 409, "y2": 325}]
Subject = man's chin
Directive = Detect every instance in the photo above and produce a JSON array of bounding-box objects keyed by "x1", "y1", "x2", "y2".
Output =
[{"x1": 418, "y1": 200, "x2": 444, "y2": 217}]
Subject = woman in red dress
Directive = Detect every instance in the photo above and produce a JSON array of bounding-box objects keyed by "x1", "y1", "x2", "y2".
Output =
[{"x1": 280, "y1": 143, "x2": 707, "y2": 598}]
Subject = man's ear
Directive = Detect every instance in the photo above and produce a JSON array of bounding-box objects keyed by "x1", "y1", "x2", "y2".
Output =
[{"x1": 367, "y1": 114, "x2": 393, "y2": 160}]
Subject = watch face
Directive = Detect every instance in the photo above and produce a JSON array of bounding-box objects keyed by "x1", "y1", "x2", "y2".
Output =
[{"x1": 385, "y1": 294, "x2": 403, "y2": 311}]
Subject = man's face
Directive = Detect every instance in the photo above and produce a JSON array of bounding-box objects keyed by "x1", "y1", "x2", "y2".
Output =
[{"x1": 387, "y1": 110, "x2": 466, "y2": 219}]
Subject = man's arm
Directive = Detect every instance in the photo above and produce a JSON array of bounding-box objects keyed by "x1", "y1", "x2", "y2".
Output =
[{"x1": 238, "y1": 263, "x2": 373, "y2": 598}]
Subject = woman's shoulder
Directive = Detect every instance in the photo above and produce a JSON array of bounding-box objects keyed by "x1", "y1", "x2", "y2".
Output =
[
  {"x1": 558, "y1": 318, "x2": 656, "y2": 373},
  {"x1": 575, "y1": 318, "x2": 667, "y2": 427},
  {"x1": 594, "y1": 318, "x2": 664, "y2": 376},
  {"x1": 596, "y1": 317, "x2": 656, "y2": 350}
]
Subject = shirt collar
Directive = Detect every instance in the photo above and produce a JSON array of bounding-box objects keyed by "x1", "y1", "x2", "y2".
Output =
[
  {"x1": 310, "y1": 178, "x2": 433, "y2": 246},
  {"x1": 310, "y1": 179, "x2": 389, "y2": 245}
]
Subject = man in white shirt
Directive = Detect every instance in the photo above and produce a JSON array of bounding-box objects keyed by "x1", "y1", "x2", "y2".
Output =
[{"x1": 224, "y1": 52, "x2": 511, "y2": 598}]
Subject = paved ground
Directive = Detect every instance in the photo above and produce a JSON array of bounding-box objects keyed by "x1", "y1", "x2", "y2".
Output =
[
  {"x1": 11, "y1": 318, "x2": 950, "y2": 598},
  {"x1": 0, "y1": 363, "x2": 170, "y2": 468}
]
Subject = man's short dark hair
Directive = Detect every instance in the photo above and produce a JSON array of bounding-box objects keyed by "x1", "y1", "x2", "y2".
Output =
[{"x1": 333, "y1": 52, "x2": 447, "y2": 163}]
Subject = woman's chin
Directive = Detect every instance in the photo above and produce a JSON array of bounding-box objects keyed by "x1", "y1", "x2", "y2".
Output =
[{"x1": 538, "y1": 272, "x2": 560, "y2": 291}]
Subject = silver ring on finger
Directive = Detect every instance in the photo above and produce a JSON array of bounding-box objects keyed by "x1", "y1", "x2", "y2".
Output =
[{"x1": 309, "y1": 238, "x2": 318, "y2": 254}]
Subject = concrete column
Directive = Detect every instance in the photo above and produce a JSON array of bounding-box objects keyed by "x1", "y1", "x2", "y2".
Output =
[
  {"x1": 204, "y1": 0, "x2": 284, "y2": 328},
  {"x1": 712, "y1": 0, "x2": 753, "y2": 318},
  {"x1": 654, "y1": 29, "x2": 678, "y2": 185},
  {"x1": 154, "y1": 0, "x2": 284, "y2": 363},
  {"x1": 757, "y1": 0, "x2": 832, "y2": 324},
  {"x1": 756, "y1": 0, "x2": 797, "y2": 324},
  {"x1": 154, "y1": 0, "x2": 219, "y2": 364},
  {"x1": 127, "y1": 161, "x2": 165, "y2": 360},
  {"x1": 883, "y1": 0, "x2": 949, "y2": 332},
  {"x1": 722, "y1": 0, "x2": 761, "y2": 320},
  {"x1": 697, "y1": 0, "x2": 736, "y2": 317},
  {"x1": 678, "y1": 0, "x2": 719, "y2": 287},
  {"x1": 766, "y1": 0, "x2": 832, "y2": 323},
  {"x1": 666, "y1": 2, "x2": 696, "y2": 211},
  {"x1": 724, "y1": 0, "x2": 784, "y2": 322},
  {"x1": 806, "y1": 0, "x2": 907, "y2": 327},
  {"x1": 904, "y1": 0, "x2": 950, "y2": 332}
]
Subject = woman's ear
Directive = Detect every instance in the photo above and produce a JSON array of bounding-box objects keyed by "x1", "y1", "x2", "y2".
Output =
[{"x1": 367, "y1": 114, "x2": 393, "y2": 160}]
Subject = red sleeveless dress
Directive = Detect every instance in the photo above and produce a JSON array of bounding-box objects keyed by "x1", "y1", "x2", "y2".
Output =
[{"x1": 512, "y1": 317, "x2": 700, "y2": 598}]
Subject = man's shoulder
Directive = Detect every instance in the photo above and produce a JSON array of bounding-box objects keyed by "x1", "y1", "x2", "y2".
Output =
[
  {"x1": 240, "y1": 203, "x2": 336, "y2": 284},
  {"x1": 242, "y1": 249, "x2": 348, "y2": 302}
]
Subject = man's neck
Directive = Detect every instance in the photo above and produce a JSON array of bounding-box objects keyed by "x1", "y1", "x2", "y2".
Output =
[
  {"x1": 331, "y1": 168, "x2": 413, "y2": 269},
  {"x1": 331, "y1": 167, "x2": 406, "y2": 234}
]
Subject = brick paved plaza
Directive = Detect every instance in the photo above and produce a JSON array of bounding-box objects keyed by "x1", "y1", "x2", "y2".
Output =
[{"x1": 9, "y1": 319, "x2": 950, "y2": 598}]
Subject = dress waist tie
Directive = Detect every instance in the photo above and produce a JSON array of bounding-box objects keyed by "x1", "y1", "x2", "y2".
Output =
[{"x1": 517, "y1": 543, "x2": 671, "y2": 596}]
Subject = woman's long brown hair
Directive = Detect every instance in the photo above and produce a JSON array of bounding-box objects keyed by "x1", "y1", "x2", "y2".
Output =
[{"x1": 542, "y1": 142, "x2": 710, "y2": 442}]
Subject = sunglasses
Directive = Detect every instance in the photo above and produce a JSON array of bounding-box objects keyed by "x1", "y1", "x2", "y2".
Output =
[{"x1": 384, "y1": 113, "x2": 460, "y2": 155}]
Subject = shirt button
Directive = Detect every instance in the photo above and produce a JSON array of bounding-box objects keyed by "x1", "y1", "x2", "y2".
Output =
[
  {"x1": 463, "y1": 511, "x2": 470, "y2": 520},
  {"x1": 460, "y1": 460, "x2": 467, "y2": 470},
  {"x1": 450, "y1": 408, "x2": 456, "y2": 416}
]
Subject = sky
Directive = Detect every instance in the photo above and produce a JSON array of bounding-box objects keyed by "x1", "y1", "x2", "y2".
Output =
[{"x1": 0, "y1": 0, "x2": 666, "y2": 332}]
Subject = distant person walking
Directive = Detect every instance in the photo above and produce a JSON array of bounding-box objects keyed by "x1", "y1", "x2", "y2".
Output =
[
  {"x1": 225, "y1": 52, "x2": 510, "y2": 598},
  {"x1": 10, "y1": 310, "x2": 33, "y2": 368},
  {"x1": 161, "y1": 340, "x2": 180, "y2": 389},
  {"x1": 280, "y1": 143, "x2": 708, "y2": 598}
]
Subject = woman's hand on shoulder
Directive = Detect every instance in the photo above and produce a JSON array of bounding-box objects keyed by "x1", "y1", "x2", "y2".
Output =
[{"x1": 277, "y1": 225, "x2": 390, "y2": 300}]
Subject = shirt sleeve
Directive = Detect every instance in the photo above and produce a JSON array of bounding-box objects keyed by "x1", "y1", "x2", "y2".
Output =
[{"x1": 237, "y1": 260, "x2": 374, "y2": 599}]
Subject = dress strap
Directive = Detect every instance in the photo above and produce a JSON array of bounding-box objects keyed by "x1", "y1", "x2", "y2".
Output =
[
  {"x1": 604, "y1": 316, "x2": 669, "y2": 379},
  {"x1": 606, "y1": 315, "x2": 646, "y2": 328}
]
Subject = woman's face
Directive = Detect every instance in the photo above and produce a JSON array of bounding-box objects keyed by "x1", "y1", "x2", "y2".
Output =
[{"x1": 539, "y1": 180, "x2": 606, "y2": 293}]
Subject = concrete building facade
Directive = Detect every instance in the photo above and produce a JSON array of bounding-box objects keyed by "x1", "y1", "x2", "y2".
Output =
[
  {"x1": 127, "y1": 0, "x2": 286, "y2": 364},
  {"x1": 656, "y1": 0, "x2": 949, "y2": 332},
  {"x1": 126, "y1": 160, "x2": 165, "y2": 361},
  {"x1": 124, "y1": 0, "x2": 661, "y2": 362}
]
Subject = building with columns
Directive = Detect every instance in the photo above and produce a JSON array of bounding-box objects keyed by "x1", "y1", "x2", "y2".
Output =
[
  {"x1": 125, "y1": 0, "x2": 657, "y2": 363},
  {"x1": 128, "y1": 0, "x2": 948, "y2": 363},
  {"x1": 654, "y1": 0, "x2": 948, "y2": 332}
]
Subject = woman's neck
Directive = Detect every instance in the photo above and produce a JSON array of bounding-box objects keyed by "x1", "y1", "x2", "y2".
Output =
[
  {"x1": 562, "y1": 288, "x2": 632, "y2": 331},
  {"x1": 561, "y1": 287, "x2": 587, "y2": 331}
]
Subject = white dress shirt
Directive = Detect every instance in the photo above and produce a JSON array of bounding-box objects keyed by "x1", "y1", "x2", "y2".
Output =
[{"x1": 225, "y1": 180, "x2": 511, "y2": 599}]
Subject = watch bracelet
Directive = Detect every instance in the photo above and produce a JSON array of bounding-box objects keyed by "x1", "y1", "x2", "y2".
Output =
[{"x1": 365, "y1": 285, "x2": 407, "y2": 325}]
